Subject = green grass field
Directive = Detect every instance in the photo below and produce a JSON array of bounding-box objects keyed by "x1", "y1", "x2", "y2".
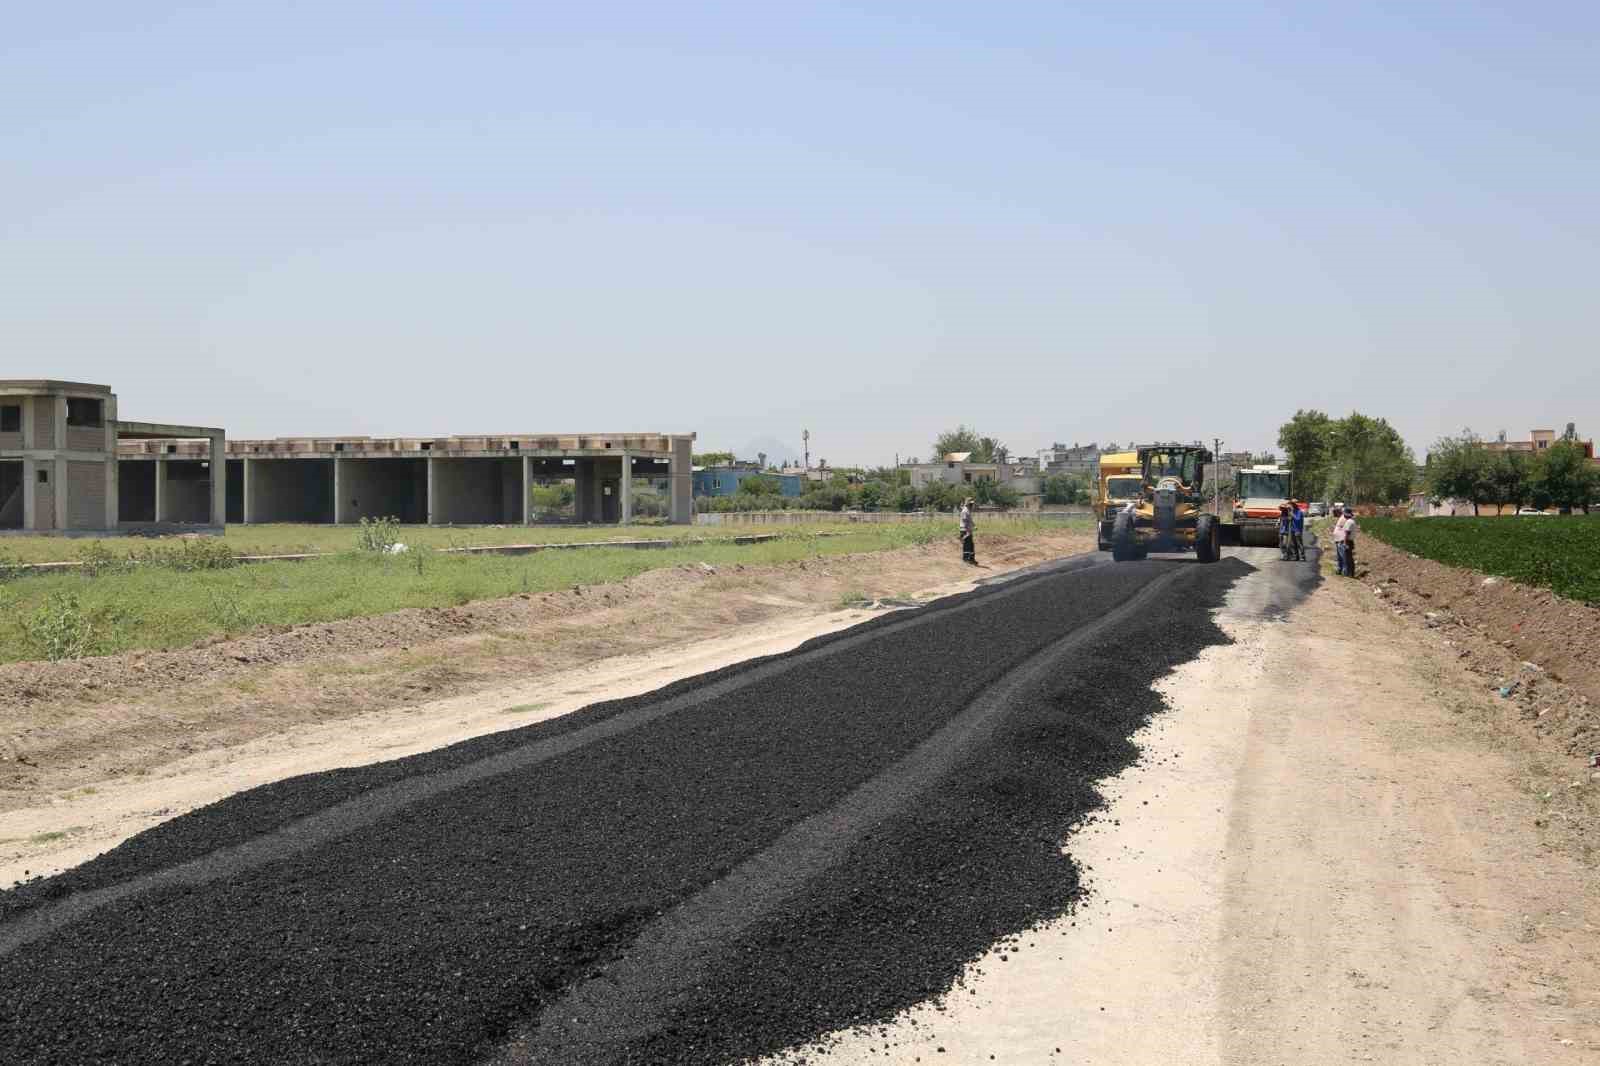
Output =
[
  {"x1": 1362, "y1": 515, "x2": 1600, "y2": 604},
  {"x1": 0, "y1": 522, "x2": 811, "y2": 565},
  {"x1": 0, "y1": 520, "x2": 1069, "y2": 664}
]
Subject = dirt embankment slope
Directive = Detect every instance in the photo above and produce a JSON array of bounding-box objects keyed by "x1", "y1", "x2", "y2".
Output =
[{"x1": 1356, "y1": 534, "x2": 1599, "y2": 761}]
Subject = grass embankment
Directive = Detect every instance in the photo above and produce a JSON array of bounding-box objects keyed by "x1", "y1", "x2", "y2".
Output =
[
  {"x1": 0, "y1": 521, "x2": 1069, "y2": 664},
  {"x1": 0, "y1": 522, "x2": 791, "y2": 565},
  {"x1": 1363, "y1": 516, "x2": 1600, "y2": 604}
]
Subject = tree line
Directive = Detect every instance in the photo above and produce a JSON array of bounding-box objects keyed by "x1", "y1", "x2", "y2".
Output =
[
  {"x1": 1424, "y1": 430, "x2": 1597, "y2": 514},
  {"x1": 1277, "y1": 410, "x2": 1416, "y2": 504},
  {"x1": 697, "y1": 467, "x2": 1024, "y2": 514}
]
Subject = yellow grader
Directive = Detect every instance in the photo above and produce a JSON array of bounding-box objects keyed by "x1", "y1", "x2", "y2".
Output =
[{"x1": 1108, "y1": 442, "x2": 1248, "y2": 563}]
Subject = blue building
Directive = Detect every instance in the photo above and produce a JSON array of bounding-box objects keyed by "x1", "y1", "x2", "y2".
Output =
[{"x1": 692, "y1": 467, "x2": 804, "y2": 498}]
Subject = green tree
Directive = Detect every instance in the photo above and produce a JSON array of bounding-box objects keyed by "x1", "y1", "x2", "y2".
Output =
[
  {"x1": 692, "y1": 451, "x2": 734, "y2": 466},
  {"x1": 1276, "y1": 410, "x2": 1333, "y2": 502},
  {"x1": 737, "y1": 474, "x2": 780, "y2": 496},
  {"x1": 1425, "y1": 432, "x2": 1494, "y2": 515},
  {"x1": 980, "y1": 481, "x2": 1020, "y2": 511},
  {"x1": 1326, "y1": 413, "x2": 1415, "y2": 504},
  {"x1": 1041, "y1": 473, "x2": 1088, "y2": 505},
  {"x1": 931, "y1": 425, "x2": 982, "y2": 461},
  {"x1": 1534, "y1": 440, "x2": 1599, "y2": 513},
  {"x1": 1490, "y1": 450, "x2": 1533, "y2": 512},
  {"x1": 976, "y1": 436, "x2": 1008, "y2": 464}
]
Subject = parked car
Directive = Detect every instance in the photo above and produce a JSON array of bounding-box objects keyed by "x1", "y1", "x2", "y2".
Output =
[
  {"x1": 1307, "y1": 501, "x2": 1327, "y2": 517},
  {"x1": 1515, "y1": 507, "x2": 1550, "y2": 516}
]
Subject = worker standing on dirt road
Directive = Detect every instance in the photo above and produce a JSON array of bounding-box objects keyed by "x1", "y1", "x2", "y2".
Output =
[
  {"x1": 959, "y1": 497, "x2": 977, "y2": 565},
  {"x1": 1330, "y1": 505, "x2": 1349, "y2": 575},
  {"x1": 1337, "y1": 508, "x2": 1359, "y2": 577},
  {"x1": 1290, "y1": 502, "x2": 1306, "y2": 561}
]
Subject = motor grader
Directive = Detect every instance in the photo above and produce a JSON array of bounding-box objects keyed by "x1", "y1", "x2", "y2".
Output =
[{"x1": 1109, "y1": 442, "x2": 1240, "y2": 563}]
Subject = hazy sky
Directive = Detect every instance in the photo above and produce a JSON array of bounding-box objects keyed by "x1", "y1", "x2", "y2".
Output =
[{"x1": 6, "y1": 3, "x2": 1596, "y2": 465}]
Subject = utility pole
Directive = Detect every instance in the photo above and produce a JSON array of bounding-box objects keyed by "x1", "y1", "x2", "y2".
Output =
[
  {"x1": 802, "y1": 429, "x2": 810, "y2": 471},
  {"x1": 1213, "y1": 437, "x2": 1223, "y2": 516}
]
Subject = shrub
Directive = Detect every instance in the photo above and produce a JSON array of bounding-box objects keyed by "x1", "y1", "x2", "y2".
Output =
[
  {"x1": 356, "y1": 516, "x2": 402, "y2": 554},
  {"x1": 139, "y1": 537, "x2": 237, "y2": 572},
  {"x1": 76, "y1": 541, "x2": 134, "y2": 577},
  {"x1": 24, "y1": 591, "x2": 97, "y2": 660}
]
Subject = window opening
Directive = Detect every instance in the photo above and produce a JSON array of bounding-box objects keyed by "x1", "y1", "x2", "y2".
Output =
[
  {"x1": 0, "y1": 405, "x2": 19, "y2": 433},
  {"x1": 66, "y1": 398, "x2": 104, "y2": 427}
]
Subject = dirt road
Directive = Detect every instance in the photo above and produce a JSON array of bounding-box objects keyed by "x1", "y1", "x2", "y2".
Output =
[
  {"x1": 2, "y1": 540, "x2": 1595, "y2": 1063},
  {"x1": 800, "y1": 547, "x2": 1599, "y2": 1064}
]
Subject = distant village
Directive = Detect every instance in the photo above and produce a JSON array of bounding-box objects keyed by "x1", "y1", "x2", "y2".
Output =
[{"x1": 689, "y1": 440, "x2": 1277, "y2": 514}]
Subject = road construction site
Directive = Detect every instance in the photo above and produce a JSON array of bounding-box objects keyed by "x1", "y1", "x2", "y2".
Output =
[{"x1": 2, "y1": 535, "x2": 1597, "y2": 1064}]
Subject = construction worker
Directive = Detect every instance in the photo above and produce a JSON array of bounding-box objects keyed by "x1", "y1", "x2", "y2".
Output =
[
  {"x1": 1290, "y1": 501, "x2": 1306, "y2": 561},
  {"x1": 1277, "y1": 503, "x2": 1293, "y2": 561},
  {"x1": 1336, "y1": 507, "x2": 1359, "y2": 577},
  {"x1": 1330, "y1": 504, "x2": 1352, "y2": 575},
  {"x1": 959, "y1": 497, "x2": 977, "y2": 565}
]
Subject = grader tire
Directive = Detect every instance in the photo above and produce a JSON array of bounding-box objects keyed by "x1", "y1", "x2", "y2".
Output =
[
  {"x1": 1111, "y1": 512, "x2": 1139, "y2": 562},
  {"x1": 1195, "y1": 514, "x2": 1220, "y2": 564}
]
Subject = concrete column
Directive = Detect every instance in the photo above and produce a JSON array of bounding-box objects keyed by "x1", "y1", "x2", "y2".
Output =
[
  {"x1": 105, "y1": 397, "x2": 119, "y2": 529},
  {"x1": 209, "y1": 434, "x2": 226, "y2": 527},
  {"x1": 619, "y1": 450, "x2": 632, "y2": 525},
  {"x1": 105, "y1": 458, "x2": 118, "y2": 529},
  {"x1": 54, "y1": 456, "x2": 69, "y2": 531},
  {"x1": 426, "y1": 456, "x2": 438, "y2": 525},
  {"x1": 18, "y1": 399, "x2": 34, "y2": 458},
  {"x1": 669, "y1": 436, "x2": 693, "y2": 525},
  {"x1": 243, "y1": 458, "x2": 255, "y2": 524},
  {"x1": 334, "y1": 456, "x2": 346, "y2": 524},
  {"x1": 521, "y1": 456, "x2": 533, "y2": 525},
  {"x1": 155, "y1": 458, "x2": 168, "y2": 523}
]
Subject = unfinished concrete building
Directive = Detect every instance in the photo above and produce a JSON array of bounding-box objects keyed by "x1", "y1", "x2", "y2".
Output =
[
  {"x1": 129, "y1": 433, "x2": 695, "y2": 527},
  {"x1": 1, "y1": 380, "x2": 225, "y2": 534},
  {"x1": 6, "y1": 379, "x2": 693, "y2": 532}
]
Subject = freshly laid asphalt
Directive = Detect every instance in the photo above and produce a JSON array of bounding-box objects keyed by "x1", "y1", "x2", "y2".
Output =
[{"x1": 1, "y1": 550, "x2": 1285, "y2": 1065}]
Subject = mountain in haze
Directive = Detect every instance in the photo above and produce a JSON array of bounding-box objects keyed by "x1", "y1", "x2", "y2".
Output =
[{"x1": 741, "y1": 435, "x2": 800, "y2": 468}]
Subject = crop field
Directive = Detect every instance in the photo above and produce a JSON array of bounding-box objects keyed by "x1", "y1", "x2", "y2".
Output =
[
  {"x1": 1362, "y1": 515, "x2": 1600, "y2": 604},
  {"x1": 0, "y1": 521, "x2": 1065, "y2": 665}
]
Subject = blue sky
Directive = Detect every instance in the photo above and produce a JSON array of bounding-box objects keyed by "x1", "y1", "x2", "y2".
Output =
[{"x1": 5, "y1": 2, "x2": 1596, "y2": 464}]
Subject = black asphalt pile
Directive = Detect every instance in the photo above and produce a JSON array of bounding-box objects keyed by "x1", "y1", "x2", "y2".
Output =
[
  {"x1": 623, "y1": 561, "x2": 1248, "y2": 1065},
  {"x1": 0, "y1": 556, "x2": 1213, "y2": 1064},
  {"x1": 3, "y1": 556, "x2": 1108, "y2": 927}
]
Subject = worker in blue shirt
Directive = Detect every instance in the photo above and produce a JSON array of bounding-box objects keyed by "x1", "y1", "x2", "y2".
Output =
[{"x1": 1289, "y1": 502, "x2": 1306, "y2": 561}]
